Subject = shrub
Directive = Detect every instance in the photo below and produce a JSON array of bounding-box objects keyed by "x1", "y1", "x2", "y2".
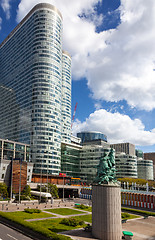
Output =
[
  {"x1": 24, "y1": 209, "x2": 41, "y2": 214},
  {"x1": 60, "y1": 217, "x2": 84, "y2": 227},
  {"x1": 15, "y1": 195, "x2": 30, "y2": 201},
  {"x1": 76, "y1": 204, "x2": 89, "y2": 210},
  {"x1": 121, "y1": 213, "x2": 130, "y2": 219}
]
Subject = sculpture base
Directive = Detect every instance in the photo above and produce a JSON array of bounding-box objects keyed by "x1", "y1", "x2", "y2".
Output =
[{"x1": 92, "y1": 183, "x2": 122, "y2": 240}]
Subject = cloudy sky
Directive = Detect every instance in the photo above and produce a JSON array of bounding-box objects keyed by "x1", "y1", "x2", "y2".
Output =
[{"x1": 0, "y1": 0, "x2": 155, "y2": 152}]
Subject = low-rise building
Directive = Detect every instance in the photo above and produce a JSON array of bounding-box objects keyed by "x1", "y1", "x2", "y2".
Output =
[
  {"x1": 115, "y1": 152, "x2": 137, "y2": 178},
  {"x1": 137, "y1": 159, "x2": 154, "y2": 180},
  {"x1": 0, "y1": 138, "x2": 33, "y2": 191},
  {"x1": 110, "y1": 143, "x2": 135, "y2": 156},
  {"x1": 79, "y1": 140, "x2": 110, "y2": 183},
  {"x1": 144, "y1": 152, "x2": 155, "y2": 180}
]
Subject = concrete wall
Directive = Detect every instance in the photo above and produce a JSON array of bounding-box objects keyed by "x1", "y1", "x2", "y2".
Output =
[{"x1": 92, "y1": 184, "x2": 122, "y2": 240}]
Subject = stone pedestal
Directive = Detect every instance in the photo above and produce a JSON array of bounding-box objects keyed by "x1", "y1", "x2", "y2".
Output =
[{"x1": 92, "y1": 184, "x2": 122, "y2": 240}]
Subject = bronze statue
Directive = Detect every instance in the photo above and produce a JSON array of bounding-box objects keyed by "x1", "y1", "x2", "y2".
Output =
[{"x1": 94, "y1": 148, "x2": 116, "y2": 184}]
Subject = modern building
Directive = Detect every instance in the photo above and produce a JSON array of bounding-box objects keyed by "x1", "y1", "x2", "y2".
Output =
[
  {"x1": 115, "y1": 152, "x2": 138, "y2": 178},
  {"x1": 79, "y1": 140, "x2": 110, "y2": 183},
  {"x1": 12, "y1": 160, "x2": 33, "y2": 194},
  {"x1": 61, "y1": 141, "x2": 82, "y2": 178},
  {"x1": 0, "y1": 138, "x2": 30, "y2": 162},
  {"x1": 77, "y1": 131, "x2": 107, "y2": 144},
  {"x1": 135, "y1": 149, "x2": 144, "y2": 158},
  {"x1": 137, "y1": 159, "x2": 154, "y2": 180},
  {"x1": 110, "y1": 143, "x2": 135, "y2": 156},
  {"x1": 144, "y1": 152, "x2": 155, "y2": 179},
  {"x1": 0, "y1": 3, "x2": 71, "y2": 175},
  {"x1": 0, "y1": 138, "x2": 33, "y2": 186}
]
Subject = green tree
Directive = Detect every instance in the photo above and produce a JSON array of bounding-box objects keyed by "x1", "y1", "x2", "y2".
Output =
[
  {"x1": 22, "y1": 185, "x2": 31, "y2": 197},
  {"x1": 0, "y1": 183, "x2": 8, "y2": 198},
  {"x1": 48, "y1": 183, "x2": 59, "y2": 199},
  {"x1": 37, "y1": 183, "x2": 59, "y2": 198}
]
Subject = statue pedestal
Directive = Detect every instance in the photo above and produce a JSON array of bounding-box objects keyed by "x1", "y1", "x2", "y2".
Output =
[{"x1": 92, "y1": 183, "x2": 122, "y2": 240}]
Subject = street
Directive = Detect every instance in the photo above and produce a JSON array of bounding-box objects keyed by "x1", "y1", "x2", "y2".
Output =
[{"x1": 0, "y1": 223, "x2": 33, "y2": 240}]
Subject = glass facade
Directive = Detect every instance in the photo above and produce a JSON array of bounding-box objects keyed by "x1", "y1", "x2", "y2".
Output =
[
  {"x1": 0, "y1": 4, "x2": 71, "y2": 174},
  {"x1": 80, "y1": 145, "x2": 110, "y2": 183},
  {"x1": 115, "y1": 153, "x2": 137, "y2": 178},
  {"x1": 0, "y1": 138, "x2": 29, "y2": 161},
  {"x1": 61, "y1": 51, "x2": 71, "y2": 143},
  {"x1": 61, "y1": 143, "x2": 81, "y2": 178},
  {"x1": 137, "y1": 159, "x2": 154, "y2": 180},
  {"x1": 77, "y1": 131, "x2": 107, "y2": 143},
  {"x1": 135, "y1": 149, "x2": 144, "y2": 158}
]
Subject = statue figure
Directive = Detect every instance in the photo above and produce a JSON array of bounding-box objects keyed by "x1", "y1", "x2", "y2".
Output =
[{"x1": 94, "y1": 148, "x2": 116, "y2": 184}]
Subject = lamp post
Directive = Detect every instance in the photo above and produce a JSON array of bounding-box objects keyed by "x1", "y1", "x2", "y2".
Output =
[
  {"x1": 40, "y1": 152, "x2": 43, "y2": 203},
  {"x1": 10, "y1": 158, "x2": 13, "y2": 201},
  {"x1": 63, "y1": 174, "x2": 64, "y2": 202},
  {"x1": 19, "y1": 158, "x2": 22, "y2": 203}
]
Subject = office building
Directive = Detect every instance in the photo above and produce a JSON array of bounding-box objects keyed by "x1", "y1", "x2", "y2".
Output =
[
  {"x1": 144, "y1": 153, "x2": 155, "y2": 179},
  {"x1": 77, "y1": 131, "x2": 107, "y2": 144},
  {"x1": 0, "y1": 138, "x2": 33, "y2": 186},
  {"x1": 137, "y1": 159, "x2": 154, "y2": 180},
  {"x1": 61, "y1": 141, "x2": 82, "y2": 178},
  {"x1": 135, "y1": 149, "x2": 144, "y2": 158},
  {"x1": 0, "y1": 3, "x2": 71, "y2": 175},
  {"x1": 110, "y1": 143, "x2": 135, "y2": 156},
  {"x1": 115, "y1": 152, "x2": 137, "y2": 178},
  {"x1": 79, "y1": 135, "x2": 110, "y2": 183}
]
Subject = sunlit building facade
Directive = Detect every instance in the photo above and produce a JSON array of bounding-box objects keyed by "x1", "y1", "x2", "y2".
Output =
[
  {"x1": 115, "y1": 152, "x2": 137, "y2": 178},
  {"x1": 0, "y1": 3, "x2": 71, "y2": 175},
  {"x1": 137, "y1": 159, "x2": 154, "y2": 180}
]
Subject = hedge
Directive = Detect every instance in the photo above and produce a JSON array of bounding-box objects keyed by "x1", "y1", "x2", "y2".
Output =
[
  {"x1": 0, "y1": 211, "x2": 71, "y2": 240},
  {"x1": 60, "y1": 217, "x2": 84, "y2": 227},
  {"x1": 122, "y1": 207, "x2": 155, "y2": 217},
  {"x1": 24, "y1": 208, "x2": 41, "y2": 214}
]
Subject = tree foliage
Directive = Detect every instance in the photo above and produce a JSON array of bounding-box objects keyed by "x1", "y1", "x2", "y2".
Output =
[
  {"x1": 117, "y1": 177, "x2": 148, "y2": 186},
  {"x1": 0, "y1": 183, "x2": 8, "y2": 198},
  {"x1": 37, "y1": 183, "x2": 59, "y2": 198},
  {"x1": 48, "y1": 183, "x2": 59, "y2": 198},
  {"x1": 22, "y1": 185, "x2": 31, "y2": 197}
]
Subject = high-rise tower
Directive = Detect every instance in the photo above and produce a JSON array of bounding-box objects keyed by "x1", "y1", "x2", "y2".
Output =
[{"x1": 0, "y1": 3, "x2": 71, "y2": 174}]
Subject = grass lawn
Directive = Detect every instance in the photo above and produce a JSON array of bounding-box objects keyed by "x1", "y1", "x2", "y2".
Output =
[
  {"x1": 1, "y1": 211, "x2": 54, "y2": 220},
  {"x1": 73, "y1": 214, "x2": 92, "y2": 223},
  {"x1": 30, "y1": 216, "x2": 87, "y2": 233},
  {"x1": 121, "y1": 207, "x2": 155, "y2": 217},
  {"x1": 44, "y1": 208, "x2": 85, "y2": 215},
  {"x1": 121, "y1": 212, "x2": 139, "y2": 220}
]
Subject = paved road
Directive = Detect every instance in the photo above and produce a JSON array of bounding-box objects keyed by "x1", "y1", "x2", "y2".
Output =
[
  {"x1": 122, "y1": 217, "x2": 155, "y2": 240},
  {"x1": 0, "y1": 223, "x2": 33, "y2": 240}
]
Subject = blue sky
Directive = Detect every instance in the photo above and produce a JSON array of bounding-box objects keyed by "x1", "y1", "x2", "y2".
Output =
[{"x1": 0, "y1": 0, "x2": 155, "y2": 152}]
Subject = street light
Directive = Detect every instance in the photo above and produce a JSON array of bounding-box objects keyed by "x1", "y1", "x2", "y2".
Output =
[
  {"x1": 19, "y1": 158, "x2": 22, "y2": 203},
  {"x1": 63, "y1": 174, "x2": 64, "y2": 202},
  {"x1": 40, "y1": 151, "x2": 43, "y2": 203}
]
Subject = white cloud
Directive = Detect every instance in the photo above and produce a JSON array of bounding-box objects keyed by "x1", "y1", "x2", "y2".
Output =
[
  {"x1": 16, "y1": 0, "x2": 155, "y2": 111},
  {"x1": 72, "y1": 109, "x2": 155, "y2": 146},
  {"x1": 1, "y1": 0, "x2": 11, "y2": 19},
  {"x1": 85, "y1": 0, "x2": 155, "y2": 111},
  {"x1": 0, "y1": 18, "x2": 2, "y2": 30}
]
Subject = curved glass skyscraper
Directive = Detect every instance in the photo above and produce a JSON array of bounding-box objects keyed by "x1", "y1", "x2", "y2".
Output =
[{"x1": 0, "y1": 3, "x2": 71, "y2": 174}]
